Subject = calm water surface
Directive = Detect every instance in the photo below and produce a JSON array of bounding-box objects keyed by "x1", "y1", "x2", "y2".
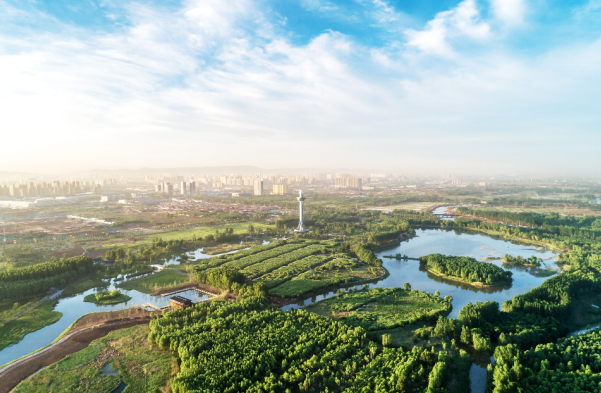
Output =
[
  {"x1": 280, "y1": 228, "x2": 559, "y2": 393},
  {"x1": 282, "y1": 228, "x2": 558, "y2": 317},
  {"x1": 0, "y1": 268, "x2": 209, "y2": 367},
  {"x1": 2, "y1": 233, "x2": 559, "y2": 391},
  {"x1": 1, "y1": 243, "x2": 274, "y2": 367}
]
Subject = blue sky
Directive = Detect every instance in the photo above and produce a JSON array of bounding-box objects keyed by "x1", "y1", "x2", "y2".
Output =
[{"x1": 1, "y1": 0, "x2": 600, "y2": 174}]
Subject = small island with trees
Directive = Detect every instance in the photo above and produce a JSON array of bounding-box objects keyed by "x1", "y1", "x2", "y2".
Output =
[
  {"x1": 420, "y1": 253, "x2": 513, "y2": 287},
  {"x1": 502, "y1": 254, "x2": 542, "y2": 266},
  {"x1": 83, "y1": 289, "x2": 131, "y2": 305}
]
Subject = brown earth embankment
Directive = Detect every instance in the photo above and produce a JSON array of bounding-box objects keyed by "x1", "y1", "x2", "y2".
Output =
[{"x1": 0, "y1": 317, "x2": 150, "y2": 393}]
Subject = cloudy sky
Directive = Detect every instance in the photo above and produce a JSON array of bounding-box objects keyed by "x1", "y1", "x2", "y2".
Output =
[{"x1": 1, "y1": 0, "x2": 600, "y2": 174}]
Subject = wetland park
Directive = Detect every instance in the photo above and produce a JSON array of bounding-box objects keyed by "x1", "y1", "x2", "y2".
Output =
[{"x1": 2, "y1": 192, "x2": 601, "y2": 393}]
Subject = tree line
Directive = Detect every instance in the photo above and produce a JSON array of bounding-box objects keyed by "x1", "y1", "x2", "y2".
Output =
[
  {"x1": 420, "y1": 254, "x2": 513, "y2": 285},
  {"x1": 148, "y1": 296, "x2": 457, "y2": 393},
  {"x1": 0, "y1": 256, "x2": 94, "y2": 300}
]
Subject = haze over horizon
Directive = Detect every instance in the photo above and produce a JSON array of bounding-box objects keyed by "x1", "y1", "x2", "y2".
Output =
[{"x1": 1, "y1": 0, "x2": 600, "y2": 174}]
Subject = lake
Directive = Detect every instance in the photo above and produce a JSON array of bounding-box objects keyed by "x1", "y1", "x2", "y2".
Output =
[
  {"x1": 280, "y1": 228, "x2": 559, "y2": 393},
  {"x1": 1, "y1": 232, "x2": 560, "y2": 392}
]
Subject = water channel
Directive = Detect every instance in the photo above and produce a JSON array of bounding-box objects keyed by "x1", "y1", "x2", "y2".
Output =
[
  {"x1": 281, "y1": 228, "x2": 560, "y2": 393},
  {"x1": 0, "y1": 267, "x2": 210, "y2": 368},
  {"x1": 0, "y1": 230, "x2": 563, "y2": 392}
]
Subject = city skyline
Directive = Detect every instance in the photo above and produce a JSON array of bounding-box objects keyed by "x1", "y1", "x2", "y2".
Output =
[{"x1": 1, "y1": 0, "x2": 600, "y2": 174}]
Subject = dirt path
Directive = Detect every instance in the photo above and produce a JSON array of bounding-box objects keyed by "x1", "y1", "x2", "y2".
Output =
[{"x1": 0, "y1": 317, "x2": 150, "y2": 393}]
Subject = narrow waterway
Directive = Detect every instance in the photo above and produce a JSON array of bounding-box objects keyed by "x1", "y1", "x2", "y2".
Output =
[
  {"x1": 282, "y1": 228, "x2": 559, "y2": 316},
  {"x1": 280, "y1": 228, "x2": 559, "y2": 393},
  {"x1": 0, "y1": 262, "x2": 212, "y2": 368}
]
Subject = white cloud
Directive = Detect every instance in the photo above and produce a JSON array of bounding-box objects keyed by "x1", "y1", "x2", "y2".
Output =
[
  {"x1": 490, "y1": 0, "x2": 526, "y2": 25},
  {"x1": 405, "y1": 0, "x2": 489, "y2": 56},
  {"x1": 0, "y1": 0, "x2": 599, "y2": 173}
]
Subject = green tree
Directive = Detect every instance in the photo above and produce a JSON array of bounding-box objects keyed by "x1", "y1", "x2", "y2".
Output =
[
  {"x1": 382, "y1": 334, "x2": 392, "y2": 346},
  {"x1": 460, "y1": 326, "x2": 472, "y2": 345}
]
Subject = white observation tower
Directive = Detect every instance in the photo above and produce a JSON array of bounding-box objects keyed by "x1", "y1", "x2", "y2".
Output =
[{"x1": 294, "y1": 190, "x2": 309, "y2": 233}]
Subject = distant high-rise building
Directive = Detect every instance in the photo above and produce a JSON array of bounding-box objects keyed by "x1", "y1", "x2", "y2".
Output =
[
  {"x1": 155, "y1": 184, "x2": 162, "y2": 193},
  {"x1": 181, "y1": 181, "x2": 187, "y2": 195},
  {"x1": 189, "y1": 182, "x2": 196, "y2": 194},
  {"x1": 273, "y1": 184, "x2": 288, "y2": 195},
  {"x1": 254, "y1": 180, "x2": 263, "y2": 196},
  {"x1": 162, "y1": 182, "x2": 173, "y2": 193},
  {"x1": 335, "y1": 177, "x2": 362, "y2": 189},
  {"x1": 452, "y1": 178, "x2": 463, "y2": 185}
]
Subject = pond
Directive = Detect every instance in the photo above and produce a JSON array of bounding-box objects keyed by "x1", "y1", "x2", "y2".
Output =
[
  {"x1": 0, "y1": 271, "x2": 209, "y2": 367},
  {"x1": 282, "y1": 228, "x2": 559, "y2": 316},
  {"x1": 280, "y1": 228, "x2": 559, "y2": 393},
  {"x1": 0, "y1": 242, "x2": 276, "y2": 367}
]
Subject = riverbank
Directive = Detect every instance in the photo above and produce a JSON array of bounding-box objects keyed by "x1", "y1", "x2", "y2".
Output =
[
  {"x1": 10, "y1": 324, "x2": 172, "y2": 393},
  {"x1": 0, "y1": 301, "x2": 62, "y2": 352},
  {"x1": 117, "y1": 269, "x2": 192, "y2": 294},
  {"x1": 0, "y1": 315, "x2": 150, "y2": 393},
  {"x1": 425, "y1": 268, "x2": 510, "y2": 289}
]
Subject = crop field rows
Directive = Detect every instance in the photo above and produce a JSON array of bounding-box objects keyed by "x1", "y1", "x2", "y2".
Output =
[
  {"x1": 190, "y1": 241, "x2": 300, "y2": 272},
  {"x1": 240, "y1": 245, "x2": 323, "y2": 279},
  {"x1": 254, "y1": 255, "x2": 331, "y2": 288},
  {"x1": 268, "y1": 258, "x2": 384, "y2": 298},
  {"x1": 221, "y1": 242, "x2": 315, "y2": 270}
]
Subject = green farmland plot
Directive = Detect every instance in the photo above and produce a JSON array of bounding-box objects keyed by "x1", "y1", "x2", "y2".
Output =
[
  {"x1": 188, "y1": 241, "x2": 285, "y2": 272},
  {"x1": 268, "y1": 279, "x2": 331, "y2": 297},
  {"x1": 221, "y1": 242, "x2": 315, "y2": 270},
  {"x1": 295, "y1": 257, "x2": 384, "y2": 285},
  {"x1": 268, "y1": 257, "x2": 385, "y2": 298},
  {"x1": 254, "y1": 255, "x2": 330, "y2": 288},
  {"x1": 240, "y1": 245, "x2": 323, "y2": 279}
]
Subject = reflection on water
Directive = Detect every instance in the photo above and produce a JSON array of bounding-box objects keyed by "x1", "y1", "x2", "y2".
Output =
[
  {"x1": 282, "y1": 229, "x2": 559, "y2": 393},
  {"x1": 0, "y1": 274, "x2": 208, "y2": 367},
  {"x1": 283, "y1": 229, "x2": 559, "y2": 319},
  {"x1": 423, "y1": 267, "x2": 511, "y2": 294}
]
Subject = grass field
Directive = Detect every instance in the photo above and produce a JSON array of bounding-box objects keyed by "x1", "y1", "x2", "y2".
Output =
[
  {"x1": 12, "y1": 325, "x2": 172, "y2": 393},
  {"x1": 268, "y1": 257, "x2": 384, "y2": 297},
  {"x1": 62, "y1": 277, "x2": 109, "y2": 297},
  {"x1": 364, "y1": 202, "x2": 441, "y2": 213},
  {"x1": 254, "y1": 255, "x2": 330, "y2": 288},
  {"x1": 304, "y1": 287, "x2": 451, "y2": 331},
  {"x1": 84, "y1": 221, "x2": 274, "y2": 252},
  {"x1": 0, "y1": 300, "x2": 62, "y2": 351},
  {"x1": 117, "y1": 269, "x2": 192, "y2": 294},
  {"x1": 269, "y1": 279, "x2": 331, "y2": 297}
]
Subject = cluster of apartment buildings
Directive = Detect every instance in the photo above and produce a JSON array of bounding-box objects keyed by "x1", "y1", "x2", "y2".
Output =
[
  {"x1": 0, "y1": 180, "x2": 104, "y2": 198},
  {"x1": 155, "y1": 181, "x2": 197, "y2": 195}
]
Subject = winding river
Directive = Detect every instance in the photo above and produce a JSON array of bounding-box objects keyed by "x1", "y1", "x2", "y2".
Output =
[
  {"x1": 281, "y1": 228, "x2": 560, "y2": 393},
  {"x1": 0, "y1": 231, "x2": 562, "y2": 392}
]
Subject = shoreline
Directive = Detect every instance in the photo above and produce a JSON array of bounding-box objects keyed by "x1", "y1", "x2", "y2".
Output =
[{"x1": 425, "y1": 268, "x2": 510, "y2": 289}]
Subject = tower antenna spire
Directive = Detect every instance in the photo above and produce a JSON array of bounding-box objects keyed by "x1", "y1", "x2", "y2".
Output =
[{"x1": 294, "y1": 190, "x2": 309, "y2": 233}]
